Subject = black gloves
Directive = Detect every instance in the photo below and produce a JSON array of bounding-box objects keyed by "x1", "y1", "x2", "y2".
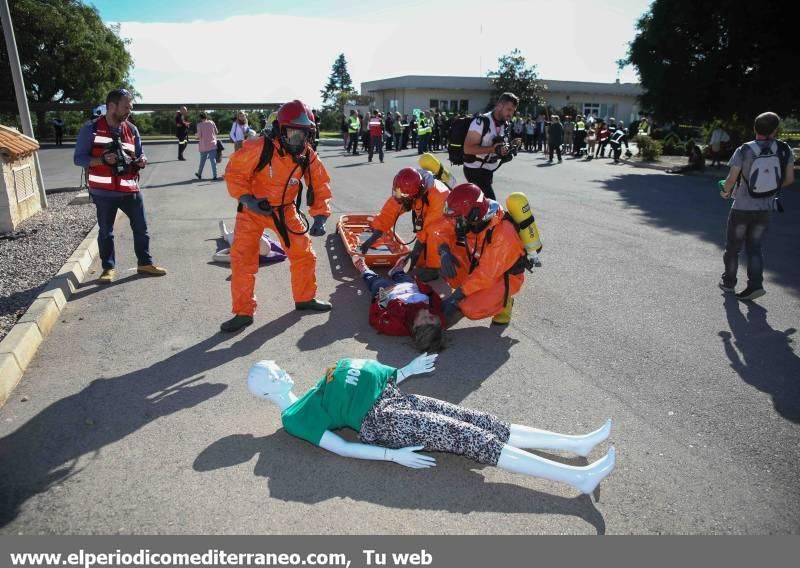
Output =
[
  {"x1": 359, "y1": 230, "x2": 383, "y2": 253},
  {"x1": 310, "y1": 215, "x2": 327, "y2": 236},
  {"x1": 438, "y1": 243, "x2": 461, "y2": 279},
  {"x1": 239, "y1": 195, "x2": 272, "y2": 216}
]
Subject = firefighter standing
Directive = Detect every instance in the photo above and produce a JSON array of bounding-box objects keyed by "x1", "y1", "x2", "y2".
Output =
[{"x1": 221, "y1": 100, "x2": 333, "y2": 333}]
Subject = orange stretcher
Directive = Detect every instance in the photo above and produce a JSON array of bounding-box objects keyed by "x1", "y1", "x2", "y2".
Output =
[{"x1": 337, "y1": 214, "x2": 411, "y2": 267}]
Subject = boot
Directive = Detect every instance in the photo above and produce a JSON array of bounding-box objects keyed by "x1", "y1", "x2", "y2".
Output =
[
  {"x1": 220, "y1": 314, "x2": 253, "y2": 332},
  {"x1": 491, "y1": 298, "x2": 514, "y2": 325},
  {"x1": 295, "y1": 298, "x2": 332, "y2": 312}
]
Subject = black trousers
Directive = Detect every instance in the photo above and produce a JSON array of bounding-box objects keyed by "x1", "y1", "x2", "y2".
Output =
[{"x1": 463, "y1": 166, "x2": 496, "y2": 201}]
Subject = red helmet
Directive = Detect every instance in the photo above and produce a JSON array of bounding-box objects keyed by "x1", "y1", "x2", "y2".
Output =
[
  {"x1": 444, "y1": 183, "x2": 488, "y2": 222},
  {"x1": 392, "y1": 168, "x2": 425, "y2": 201},
  {"x1": 276, "y1": 99, "x2": 315, "y2": 131}
]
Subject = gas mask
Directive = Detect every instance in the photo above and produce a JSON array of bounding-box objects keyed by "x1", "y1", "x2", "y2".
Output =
[{"x1": 282, "y1": 127, "x2": 309, "y2": 155}]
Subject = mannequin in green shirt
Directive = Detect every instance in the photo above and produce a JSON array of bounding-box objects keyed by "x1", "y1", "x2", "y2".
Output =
[{"x1": 248, "y1": 354, "x2": 615, "y2": 494}]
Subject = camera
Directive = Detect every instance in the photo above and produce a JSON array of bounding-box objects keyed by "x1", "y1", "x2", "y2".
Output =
[{"x1": 104, "y1": 134, "x2": 132, "y2": 176}]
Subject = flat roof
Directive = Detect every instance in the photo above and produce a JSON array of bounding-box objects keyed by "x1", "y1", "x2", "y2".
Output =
[{"x1": 361, "y1": 75, "x2": 643, "y2": 97}]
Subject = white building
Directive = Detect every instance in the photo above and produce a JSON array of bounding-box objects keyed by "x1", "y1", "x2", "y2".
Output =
[{"x1": 361, "y1": 75, "x2": 643, "y2": 123}]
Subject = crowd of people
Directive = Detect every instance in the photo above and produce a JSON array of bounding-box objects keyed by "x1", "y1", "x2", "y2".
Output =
[{"x1": 338, "y1": 107, "x2": 654, "y2": 168}]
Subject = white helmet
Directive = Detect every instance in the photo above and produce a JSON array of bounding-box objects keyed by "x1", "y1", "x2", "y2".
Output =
[{"x1": 247, "y1": 360, "x2": 294, "y2": 400}]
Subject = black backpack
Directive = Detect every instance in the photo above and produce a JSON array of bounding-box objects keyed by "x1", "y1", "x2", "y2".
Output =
[{"x1": 448, "y1": 113, "x2": 491, "y2": 165}]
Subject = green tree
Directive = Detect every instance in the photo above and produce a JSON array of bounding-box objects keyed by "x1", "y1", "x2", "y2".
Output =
[
  {"x1": 320, "y1": 53, "x2": 354, "y2": 112},
  {"x1": 487, "y1": 49, "x2": 542, "y2": 115},
  {"x1": 627, "y1": 0, "x2": 798, "y2": 130},
  {"x1": 0, "y1": 0, "x2": 137, "y2": 137}
]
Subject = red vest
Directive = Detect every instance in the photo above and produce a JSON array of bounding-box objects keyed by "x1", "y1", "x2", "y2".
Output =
[
  {"x1": 87, "y1": 116, "x2": 140, "y2": 193},
  {"x1": 368, "y1": 118, "x2": 383, "y2": 137}
]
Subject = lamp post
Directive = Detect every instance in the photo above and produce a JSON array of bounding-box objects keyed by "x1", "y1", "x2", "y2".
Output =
[{"x1": 1, "y1": 0, "x2": 48, "y2": 207}]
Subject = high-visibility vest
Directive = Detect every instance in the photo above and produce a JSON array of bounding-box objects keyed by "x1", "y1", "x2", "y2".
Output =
[
  {"x1": 348, "y1": 116, "x2": 360, "y2": 134},
  {"x1": 418, "y1": 117, "x2": 431, "y2": 136},
  {"x1": 87, "y1": 116, "x2": 140, "y2": 193},
  {"x1": 576, "y1": 120, "x2": 585, "y2": 130}
]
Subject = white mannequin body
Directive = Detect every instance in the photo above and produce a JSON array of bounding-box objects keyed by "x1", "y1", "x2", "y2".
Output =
[
  {"x1": 248, "y1": 355, "x2": 615, "y2": 495},
  {"x1": 213, "y1": 220, "x2": 284, "y2": 263}
]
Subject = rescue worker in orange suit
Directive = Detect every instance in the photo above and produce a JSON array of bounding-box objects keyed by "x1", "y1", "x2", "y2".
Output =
[
  {"x1": 359, "y1": 167, "x2": 450, "y2": 282},
  {"x1": 432, "y1": 183, "x2": 527, "y2": 326},
  {"x1": 221, "y1": 99, "x2": 333, "y2": 333}
]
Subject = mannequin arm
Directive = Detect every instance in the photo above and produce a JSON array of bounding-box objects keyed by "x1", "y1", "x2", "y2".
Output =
[
  {"x1": 396, "y1": 353, "x2": 437, "y2": 384},
  {"x1": 319, "y1": 431, "x2": 435, "y2": 469}
]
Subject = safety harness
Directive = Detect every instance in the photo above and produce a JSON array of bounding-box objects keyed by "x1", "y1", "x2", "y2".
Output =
[{"x1": 245, "y1": 134, "x2": 316, "y2": 248}]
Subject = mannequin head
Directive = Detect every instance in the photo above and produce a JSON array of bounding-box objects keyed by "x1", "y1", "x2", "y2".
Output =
[{"x1": 247, "y1": 360, "x2": 294, "y2": 401}]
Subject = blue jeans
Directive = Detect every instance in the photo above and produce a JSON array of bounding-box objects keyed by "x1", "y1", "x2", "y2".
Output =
[
  {"x1": 418, "y1": 133, "x2": 429, "y2": 154},
  {"x1": 362, "y1": 270, "x2": 415, "y2": 297},
  {"x1": 198, "y1": 150, "x2": 217, "y2": 178},
  {"x1": 722, "y1": 209, "x2": 770, "y2": 289},
  {"x1": 91, "y1": 191, "x2": 152, "y2": 270}
]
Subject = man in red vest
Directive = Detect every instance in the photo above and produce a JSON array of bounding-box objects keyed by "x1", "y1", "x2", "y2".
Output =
[
  {"x1": 367, "y1": 110, "x2": 385, "y2": 163},
  {"x1": 73, "y1": 88, "x2": 167, "y2": 284}
]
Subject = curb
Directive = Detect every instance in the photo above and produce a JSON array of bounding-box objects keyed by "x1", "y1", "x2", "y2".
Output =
[{"x1": 0, "y1": 224, "x2": 100, "y2": 408}]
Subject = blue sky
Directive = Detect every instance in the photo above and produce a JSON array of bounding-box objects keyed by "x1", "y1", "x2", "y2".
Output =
[{"x1": 90, "y1": 0, "x2": 654, "y2": 107}]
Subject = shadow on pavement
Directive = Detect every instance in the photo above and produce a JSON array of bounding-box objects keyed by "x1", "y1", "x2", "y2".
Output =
[
  {"x1": 595, "y1": 173, "x2": 800, "y2": 297},
  {"x1": 719, "y1": 296, "x2": 800, "y2": 423},
  {"x1": 0, "y1": 313, "x2": 301, "y2": 527},
  {"x1": 194, "y1": 432, "x2": 606, "y2": 534}
]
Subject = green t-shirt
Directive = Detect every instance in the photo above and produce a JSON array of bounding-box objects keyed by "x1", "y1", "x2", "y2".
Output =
[{"x1": 281, "y1": 358, "x2": 397, "y2": 446}]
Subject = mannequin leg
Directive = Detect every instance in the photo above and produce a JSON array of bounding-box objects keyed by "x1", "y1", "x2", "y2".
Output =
[
  {"x1": 220, "y1": 220, "x2": 234, "y2": 247},
  {"x1": 507, "y1": 419, "x2": 611, "y2": 457},
  {"x1": 497, "y1": 445, "x2": 616, "y2": 494}
]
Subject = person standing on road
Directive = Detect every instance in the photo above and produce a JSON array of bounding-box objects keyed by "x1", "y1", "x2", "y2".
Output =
[
  {"x1": 548, "y1": 115, "x2": 564, "y2": 163},
  {"x1": 175, "y1": 106, "x2": 190, "y2": 161},
  {"x1": 460, "y1": 92, "x2": 520, "y2": 201},
  {"x1": 230, "y1": 111, "x2": 249, "y2": 151},
  {"x1": 194, "y1": 112, "x2": 220, "y2": 180},
  {"x1": 221, "y1": 99, "x2": 334, "y2": 332},
  {"x1": 51, "y1": 117, "x2": 65, "y2": 146},
  {"x1": 367, "y1": 110, "x2": 385, "y2": 163},
  {"x1": 718, "y1": 112, "x2": 794, "y2": 301},
  {"x1": 73, "y1": 88, "x2": 167, "y2": 284}
]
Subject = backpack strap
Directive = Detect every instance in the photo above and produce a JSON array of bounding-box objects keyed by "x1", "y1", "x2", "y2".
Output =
[{"x1": 254, "y1": 134, "x2": 275, "y2": 173}]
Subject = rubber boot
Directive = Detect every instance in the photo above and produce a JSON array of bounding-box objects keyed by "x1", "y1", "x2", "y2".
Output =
[
  {"x1": 220, "y1": 314, "x2": 253, "y2": 332},
  {"x1": 491, "y1": 297, "x2": 514, "y2": 325},
  {"x1": 295, "y1": 298, "x2": 332, "y2": 312}
]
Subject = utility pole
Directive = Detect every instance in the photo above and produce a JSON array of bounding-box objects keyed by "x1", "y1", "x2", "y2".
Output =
[{"x1": 1, "y1": 0, "x2": 47, "y2": 207}]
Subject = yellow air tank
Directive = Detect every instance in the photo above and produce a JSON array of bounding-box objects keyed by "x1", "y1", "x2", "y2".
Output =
[
  {"x1": 418, "y1": 153, "x2": 455, "y2": 187},
  {"x1": 506, "y1": 192, "x2": 542, "y2": 254}
]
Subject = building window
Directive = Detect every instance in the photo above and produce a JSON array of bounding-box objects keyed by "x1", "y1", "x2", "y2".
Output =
[
  {"x1": 429, "y1": 99, "x2": 439, "y2": 110},
  {"x1": 583, "y1": 103, "x2": 600, "y2": 117},
  {"x1": 450, "y1": 100, "x2": 458, "y2": 112},
  {"x1": 459, "y1": 100, "x2": 469, "y2": 113},
  {"x1": 439, "y1": 100, "x2": 449, "y2": 111},
  {"x1": 389, "y1": 99, "x2": 399, "y2": 111}
]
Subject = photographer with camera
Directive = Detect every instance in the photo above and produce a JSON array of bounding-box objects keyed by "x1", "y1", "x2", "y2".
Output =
[
  {"x1": 460, "y1": 92, "x2": 520, "y2": 201},
  {"x1": 73, "y1": 88, "x2": 167, "y2": 284}
]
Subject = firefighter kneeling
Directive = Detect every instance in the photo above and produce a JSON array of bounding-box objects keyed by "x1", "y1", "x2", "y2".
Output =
[
  {"x1": 359, "y1": 166, "x2": 450, "y2": 281},
  {"x1": 433, "y1": 184, "x2": 542, "y2": 326},
  {"x1": 221, "y1": 99, "x2": 333, "y2": 333}
]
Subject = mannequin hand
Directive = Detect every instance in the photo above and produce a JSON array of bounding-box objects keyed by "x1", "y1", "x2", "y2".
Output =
[
  {"x1": 239, "y1": 195, "x2": 272, "y2": 215},
  {"x1": 397, "y1": 352, "x2": 437, "y2": 382},
  {"x1": 529, "y1": 253, "x2": 543, "y2": 268},
  {"x1": 438, "y1": 244, "x2": 461, "y2": 279},
  {"x1": 386, "y1": 446, "x2": 436, "y2": 469},
  {"x1": 442, "y1": 288, "x2": 465, "y2": 320},
  {"x1": 310, "y1": 215, "x2": 327, "y2": 236},
  {"x1": 359, "y1": 230, "x2": 383, "y2": 253}
]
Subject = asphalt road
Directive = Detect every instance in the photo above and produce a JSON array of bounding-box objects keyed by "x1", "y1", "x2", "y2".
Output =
[{"x1": 1, "y1": 140, "x2": 798, "y2": 534}]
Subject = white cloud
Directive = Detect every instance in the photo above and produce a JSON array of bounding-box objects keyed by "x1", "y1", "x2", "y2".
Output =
[{"x1": 116, "y1": 1, "x2": 644, "y2": 107}]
